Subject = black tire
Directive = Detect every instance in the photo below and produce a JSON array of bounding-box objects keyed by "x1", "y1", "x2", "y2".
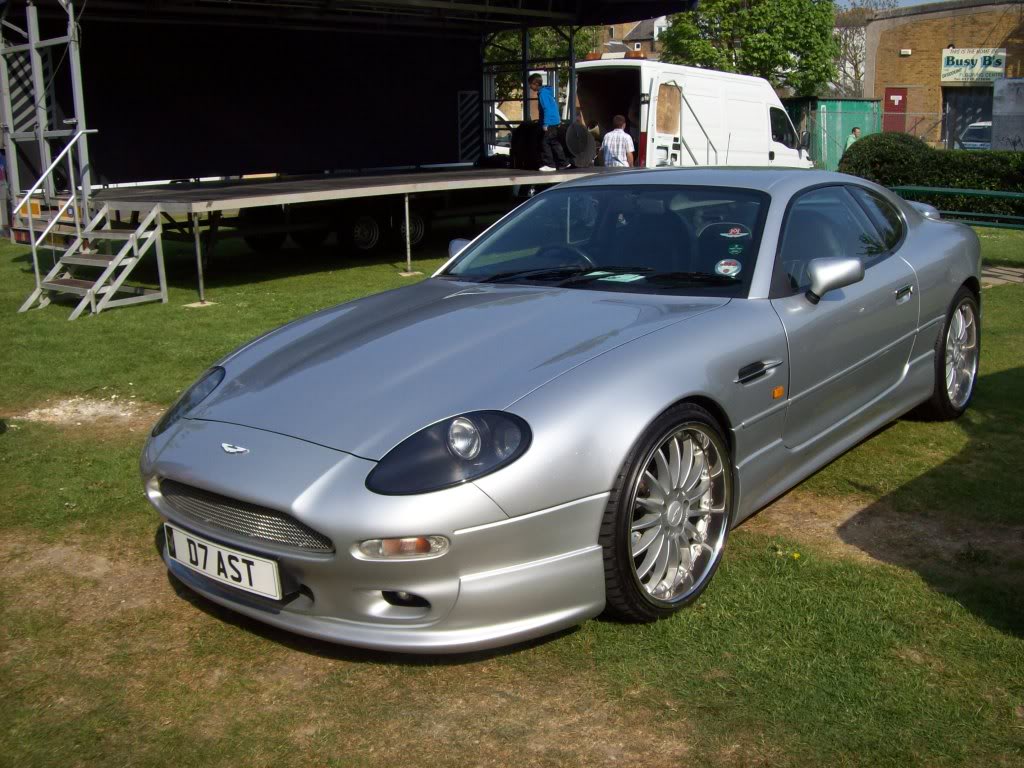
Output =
[
  {"x1": 600, "y1": 402, "x2": 734, "y2": 622},
  {"x1": 393, "y1": 209, "x2": 431, "y2": 248},
  {"x1": 290, "y1": 228, "x2": 330, "y2": 250},
  {"x1": 243, "y1": 231, "x2": 287, "y2": 253},
  {"x1": 239, "y1": 208, "x2": 287, "y2": 254},
  {"x1": 339, "y1": 211, "x2": 383, "y2": 252},
  {"x1": 915, "y1": 286, "x2": 980, "y2": 421}
]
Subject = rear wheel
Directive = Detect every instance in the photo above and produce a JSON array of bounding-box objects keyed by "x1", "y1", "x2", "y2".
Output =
[
  {"x1": 917, "y1": 287, "x2": 980, "y2": 420},
  {"x1": 601, "y1": 403, "x2": 733, "y2": 622},
  {"x1": 342, "y1": 212, "x2": 383, "y2": 252}
]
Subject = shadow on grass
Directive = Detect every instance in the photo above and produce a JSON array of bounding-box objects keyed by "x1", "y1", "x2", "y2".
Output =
[{"x1": 838, "y1": 366, "x2": 1024, "y2": 638}]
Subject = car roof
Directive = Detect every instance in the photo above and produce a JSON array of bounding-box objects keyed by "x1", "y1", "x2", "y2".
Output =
[{"x1": 559, "y1": 167, "x2": 870, "y2": 197}]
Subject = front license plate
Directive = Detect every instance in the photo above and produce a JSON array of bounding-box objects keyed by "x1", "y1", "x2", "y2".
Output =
[{"x1": 164, "y1": 523, "x2": 282, "y2": 600}]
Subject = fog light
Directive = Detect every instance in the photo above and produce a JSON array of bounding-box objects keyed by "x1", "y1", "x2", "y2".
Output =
[
  {"x1": 382, "y1": 590, "x2": 430, "y2": 608},
  {"x1": 357, "y1": 535, "x2": 449, "y2": 559}
]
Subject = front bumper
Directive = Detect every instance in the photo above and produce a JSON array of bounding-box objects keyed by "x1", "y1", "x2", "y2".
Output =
[{"x1": 142, "y1": 419, "x2": 607, "y2": 653}]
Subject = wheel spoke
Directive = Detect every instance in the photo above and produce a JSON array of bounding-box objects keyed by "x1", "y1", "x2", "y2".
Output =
[
  {"x1": 636, "y1": 531, "x2": 666, "y2": 578},
  {"x1": 650, "y1": 533, "x2": 672, "y2": 587},
  {"x1": 668, "y1": 437, "x2": 682, "y2": 490},
  {"x1": 643, "y1": 471, "x2": 667, "y2": 501},
  {"x1": 633, "y1": 525, "x2": 662, "y2": 557},
  {"x1": 653, "y1": 448, "x2": 671, "y2": 493},
  {"x1": 636, "y1": 496, "x2": 664, "y2": 512},
  {"x1": 631, "y1": 512, "x2": 662, "y2": 531},
  {"x1": 683, "y1": 446, "x2": 707, "y2": 493}
]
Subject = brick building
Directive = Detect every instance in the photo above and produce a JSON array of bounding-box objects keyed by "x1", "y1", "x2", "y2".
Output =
[
  {"x1": 865, "y1": 0, "x2": 1024, "y2": 146},
  {"x1": 595, "y1": 17, "x2": 669, "y2": 59}
]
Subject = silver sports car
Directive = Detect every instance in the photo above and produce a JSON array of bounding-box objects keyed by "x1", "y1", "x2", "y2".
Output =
[{"x1": 141, "y1": 169, "x2": 981, "y2": 653}]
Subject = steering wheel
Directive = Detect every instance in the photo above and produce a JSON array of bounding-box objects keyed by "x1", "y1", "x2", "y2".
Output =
[{"x1": 534, "y1": 244, "x2": 596, "y2": 269}]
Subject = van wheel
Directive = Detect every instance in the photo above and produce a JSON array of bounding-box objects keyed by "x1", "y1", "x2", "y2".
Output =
[{"x1": 239, "y1": 208, "x2": 287, "y2": 254}]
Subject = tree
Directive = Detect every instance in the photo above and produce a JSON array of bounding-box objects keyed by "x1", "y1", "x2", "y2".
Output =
[
  {"x1": 485, "y1": 27, "x2": 599, "y2": 105},
  {"x1": 659, "y1": 0, "x2": 839, "y2": 96},
  {"x1": 833, "y1": 0, "x2": 896, "y2": 97}
]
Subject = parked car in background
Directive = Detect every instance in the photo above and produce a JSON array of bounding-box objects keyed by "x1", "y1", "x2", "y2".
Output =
[
  {"x1": 142, "y1": 169, "x2": 980, "y2": 653},
  {"x1": 959, "y1": 121, "x2": 992, "y2": 150}
]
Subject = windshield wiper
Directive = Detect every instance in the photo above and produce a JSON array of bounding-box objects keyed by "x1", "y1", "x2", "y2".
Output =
[
  {"x1": 480, "y1": 266, "x2": 589, "y2": 284},
  {"x1": 645, "y1": 271, "x2": 740, "y2": 286}
]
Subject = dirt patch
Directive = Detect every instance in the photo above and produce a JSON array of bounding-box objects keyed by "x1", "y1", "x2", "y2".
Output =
[
  {"x1": 742, "y1": 490, "x2": 1024, "y2": 588},
  {"x1": 0, "y1": 529, "x2": 777, "y2": 768},
  {"x1": 8, "y1": 395, "x2": 164, "y2": 438}
]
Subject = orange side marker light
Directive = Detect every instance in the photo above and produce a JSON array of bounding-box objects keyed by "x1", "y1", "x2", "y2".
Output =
[{"x1": 772, "y1": 386, "x2": 785, "y2": 400}]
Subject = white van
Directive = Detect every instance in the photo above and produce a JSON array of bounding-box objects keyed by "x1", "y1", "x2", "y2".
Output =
[{"x1": 575, "y1": 57, "x2": 812, "y2": 169}]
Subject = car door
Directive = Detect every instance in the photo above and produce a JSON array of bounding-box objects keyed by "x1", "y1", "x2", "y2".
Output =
[{"x1": 769, "y1": 185, "x2": 919, "y2": 449}]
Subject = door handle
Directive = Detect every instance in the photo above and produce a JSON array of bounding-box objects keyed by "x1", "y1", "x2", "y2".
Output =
[
  {"x1": 895, "y1": 284, "x2": 914, "y2": 302},
  {"x1": 735, "y1": 359, "x2": 783, "y2": 384},
  {"x1": 768, "y1": 150, "x2": 775, "y2": 161}
]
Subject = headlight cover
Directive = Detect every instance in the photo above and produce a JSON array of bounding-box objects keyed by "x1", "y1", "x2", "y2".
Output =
[
  {"x1": 151, "y1": 367, "x2": 226, "y2": 437},
  {"x1": 366, "y1": 411, "x2": 531, "y2": 495}
]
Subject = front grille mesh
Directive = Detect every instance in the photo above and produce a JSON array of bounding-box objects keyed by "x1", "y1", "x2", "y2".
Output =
[{"x1": 160, "y1": 479, "x2": 334, "y2": 552}]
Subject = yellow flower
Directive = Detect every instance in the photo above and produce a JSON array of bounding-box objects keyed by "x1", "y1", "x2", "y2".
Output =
[{"x1": 792, "y1": 552, "x2": 801, "y2": 560}]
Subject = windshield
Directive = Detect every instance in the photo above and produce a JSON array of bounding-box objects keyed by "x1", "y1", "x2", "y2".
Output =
[
  {"x1": 442, "y1": 185, "x2": 769, "y2": 297},
  {"x1": 961, "y1": 125, "x2": 991, "y2": 143}
]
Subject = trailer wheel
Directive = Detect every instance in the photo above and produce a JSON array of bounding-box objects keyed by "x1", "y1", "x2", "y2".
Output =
[
  {"x1": 344, "y1": 213, "x2": 383, "y2": 252},
  {"x1": 397, "y1": 210, "x2": 430, "y2": 247},
  {"x1": 239, "y1": 208, "x2": 287, "y2": 254}
]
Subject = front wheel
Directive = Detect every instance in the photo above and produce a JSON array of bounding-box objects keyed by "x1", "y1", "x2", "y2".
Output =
[
  {"x1": 917, "y1": 286, "x2": 980, "y2": 420},
  {"x1": 600, "y1": 403, "x2": 733, "y2": 622}
]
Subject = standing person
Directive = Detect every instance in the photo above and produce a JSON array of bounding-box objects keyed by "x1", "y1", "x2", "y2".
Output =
[
  {"x1": 845, "y1": 126, "x2": 861, "y2": 151},
  {"x1": 600, "y1": 114, "x2": 635, "y2": 167},
  {"x1": 528, "y1": 73, "x2": 567, "y2": 172}
]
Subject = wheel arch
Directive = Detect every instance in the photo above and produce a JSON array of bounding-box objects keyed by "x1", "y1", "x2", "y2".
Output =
[{"x1": 669, "y1": 394, "x2": 734, "y2": 458}]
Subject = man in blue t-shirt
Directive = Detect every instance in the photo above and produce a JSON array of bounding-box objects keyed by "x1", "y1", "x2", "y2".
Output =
[{"x1": 528, "y1": 73, "x2": 568, "y2": 171}]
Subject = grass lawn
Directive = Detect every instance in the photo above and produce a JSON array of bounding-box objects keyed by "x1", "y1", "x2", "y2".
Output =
[{"x1": 1, "y1": 229, "x2": 1022, "y2": 767}]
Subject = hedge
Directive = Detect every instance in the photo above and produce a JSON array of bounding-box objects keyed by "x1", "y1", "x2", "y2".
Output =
[{"x1": 838, "y1": 132, "x2": 1024, "y2": 219}]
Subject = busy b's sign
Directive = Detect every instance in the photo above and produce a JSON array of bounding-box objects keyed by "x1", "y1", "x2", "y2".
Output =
[{"x1": 940, "y1": 48, "x2": 1007, "y2": 85}]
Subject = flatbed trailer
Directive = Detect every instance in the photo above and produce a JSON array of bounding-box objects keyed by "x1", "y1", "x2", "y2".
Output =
[{"x1": 91, "y1": 165, "x2": 612, "y2": 302}]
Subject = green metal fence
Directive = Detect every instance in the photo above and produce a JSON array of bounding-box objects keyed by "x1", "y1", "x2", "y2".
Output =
[{"x1": 891, "y1": 185, "x2": 1024, "y2": 231}]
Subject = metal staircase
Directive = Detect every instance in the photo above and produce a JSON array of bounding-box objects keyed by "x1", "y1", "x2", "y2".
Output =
[{"x1": 17, "y1": 197, "x2": 166, "y2": 320}]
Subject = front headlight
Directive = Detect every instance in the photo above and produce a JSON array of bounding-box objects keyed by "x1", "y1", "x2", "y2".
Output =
[
  {"x1": 366, "y1": 411, "x2": 531, "y2": 495},
  {"x1": 151, "y1": 367, "x2": 226, "y2": 437}
]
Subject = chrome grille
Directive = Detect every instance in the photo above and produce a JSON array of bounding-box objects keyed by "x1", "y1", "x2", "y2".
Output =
[{"x1": 160, "y1": 479, "x2": 333, "y2": 552}]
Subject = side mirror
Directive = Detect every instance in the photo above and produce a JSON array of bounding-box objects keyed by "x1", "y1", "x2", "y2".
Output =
[
  {"x1": 449, "y1": 238, "x2": 471, "y2": 259},
  {"x1": 800, "y1": 131, "x2": 811, "y2": 150},
  {"x1": 805, "y1": 257, "x2": 864, "y2": 304}
]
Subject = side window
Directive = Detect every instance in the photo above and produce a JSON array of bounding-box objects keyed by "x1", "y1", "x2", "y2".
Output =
[
  {"x1": 769, "y1": 107, "x2": 797, "y2": 149},
  {"x1": 775, "y1": 187, "x2": 887, "y2": 295},
  {"x1": 848, "y1": 186, "x2": 904, "y2": 253}
]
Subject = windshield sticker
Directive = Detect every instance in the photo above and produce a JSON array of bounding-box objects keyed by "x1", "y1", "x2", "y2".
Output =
[
  {"x1": 727, "y1": 243, "x2": 744, "y2": 256},
  {"x1": 715, "y1": 259, "x2": 742, "y2": 277},
  {"x1": 599, "y1": 273, "x2": 647, "y2": 283},
  {"x1": 719, "y1": 225, "x2": 751, "y2": 239}
]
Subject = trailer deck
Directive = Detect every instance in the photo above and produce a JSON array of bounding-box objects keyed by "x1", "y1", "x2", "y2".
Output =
[{"x1": 94, "y1": 166, "x2": 615, "y2": 215}]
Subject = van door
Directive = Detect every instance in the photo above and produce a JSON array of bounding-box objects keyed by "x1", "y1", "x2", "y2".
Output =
[
  {"x1": 768, "y1": 106, "x2": 802, "y2": 166},
  {"x1": 651, "y1": 79, "x2": 684, "y2": 167}
]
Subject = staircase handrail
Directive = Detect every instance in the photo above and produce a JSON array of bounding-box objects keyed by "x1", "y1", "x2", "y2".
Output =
[{"x1": 13, "y1": 128, "x2": 97, "y2": 214}]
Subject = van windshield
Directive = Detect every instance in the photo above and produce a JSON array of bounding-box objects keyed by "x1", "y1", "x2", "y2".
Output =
[{"x1": 442, "y1": 185, "x2": 769, "y2": 298}]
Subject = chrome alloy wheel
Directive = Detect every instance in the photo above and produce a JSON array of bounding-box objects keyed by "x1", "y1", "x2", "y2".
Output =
[
  {"x1": 627, "y1": 424, "x2": 729, "y2": 603},
  {"x1": 945, "y1": 300, "x2": 978, "y2": 409}
]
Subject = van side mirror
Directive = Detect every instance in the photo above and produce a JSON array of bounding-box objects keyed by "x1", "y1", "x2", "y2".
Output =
[
  {"x1": 800, "y1": 131, "x2": 811, "y2": 150},
  {"x1": 449, "y1": 238, "x2": 471, "y2": 259},
  {"x1": 805, "y1": 257, "x2": 864, "y2": 304}
]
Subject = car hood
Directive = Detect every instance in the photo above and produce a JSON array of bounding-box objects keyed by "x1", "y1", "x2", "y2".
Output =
[{"x1": 193, "y1": 279, "x2": 727, "y2": 459}]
